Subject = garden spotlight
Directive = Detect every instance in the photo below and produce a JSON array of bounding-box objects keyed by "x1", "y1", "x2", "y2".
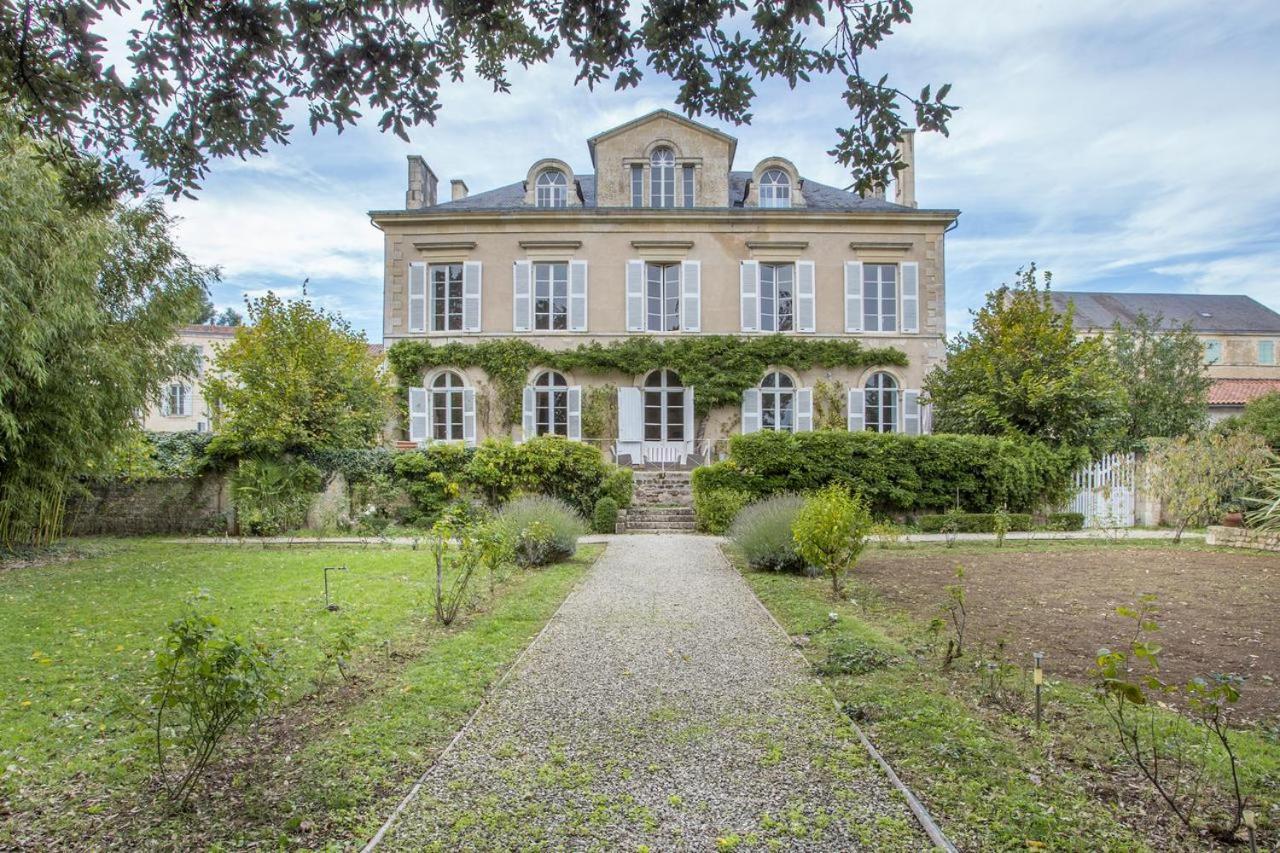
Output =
[
  {"x1": 324, "y1": 565, "x2": 348, "y2": 611},
  {"x1": 1033, "y1": 651, "x2": 1045, "y2": 727}
]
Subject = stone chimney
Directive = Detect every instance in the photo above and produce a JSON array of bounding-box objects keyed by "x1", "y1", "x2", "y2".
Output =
[
  {"x1": 451, "y1": 179, "x2": 469, "y2": 202},
  {"x1": 405, "y1": 155, "x2": 438, "y2": 209},
  {"x1": 893, "y1": 130, "x2": 917, "y2": 208}
]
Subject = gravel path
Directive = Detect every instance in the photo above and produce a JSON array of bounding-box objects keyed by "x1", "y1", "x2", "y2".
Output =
[{"x1": 379, "y1": 534, "x2": 926, "y2": 851}]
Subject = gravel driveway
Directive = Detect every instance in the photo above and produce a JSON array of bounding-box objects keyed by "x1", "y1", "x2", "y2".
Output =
[{"x1": 378, "y1": 534, "x2": 925, "y2": 850}]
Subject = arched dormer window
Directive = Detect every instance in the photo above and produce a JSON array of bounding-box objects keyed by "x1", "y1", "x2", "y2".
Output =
[
  {"x1": 759, "y1": 168, "x2": 791, "y2": 208},
  {"x1": 535, "y1": 169, "x2": 568, "y2": 208},
  {"x1": 650, "y1": 147, "x2": 675, "y2": 208}
]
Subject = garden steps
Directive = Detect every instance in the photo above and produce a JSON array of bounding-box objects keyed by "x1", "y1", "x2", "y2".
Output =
[{"x1": 622, "y1": 471, "x2": 697, "y2": 533}]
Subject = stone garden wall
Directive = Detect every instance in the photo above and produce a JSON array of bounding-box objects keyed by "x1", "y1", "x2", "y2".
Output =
[
  {"x1": 65, "y1": 474, "x2": 232, "y2": 536},
  {"x1": 1205, "y1": 525, "x2": 1280, "y2": 552}
]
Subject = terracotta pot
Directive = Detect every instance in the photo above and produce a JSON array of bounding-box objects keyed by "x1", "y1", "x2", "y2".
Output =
[{"x1": 1221, "y1": 512, "x2": 1244, "y2": 528}]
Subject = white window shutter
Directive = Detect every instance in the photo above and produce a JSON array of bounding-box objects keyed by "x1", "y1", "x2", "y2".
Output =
[
  {"x1": 847, "y1": 388, "x2": 865, "y2": 431},
  {"x1": 903, "y1": 389, "x2": 921, "y2": 435},
  {"x1": 625, "y1": 260, "x2": 645, "y2": 332},
  {"x1": 796, "y1": 261, "x2": 816, "y2": 332},
  {"x1": 683, "y1": 386, "x2": 694, "y2": 447},
  {"x1": 408, "y1": 262, "x2": 427, "y2": 333},
  {"x1": 796, "y1": 388, "x2": 813, "y2": 432},
  {"x1": 512, "y1": 261, "x2": 532, "y2": 332},
  {"x1": 741, "y1": 389, "x2": 761, "y2": 434},
  {"x1": 409, "y1": 387, "x2": 428, "y2": 444},
  {"x1": 463, "y1": 261, "x2": 483, "y2": 332},
  {"x1": 462, "y1": 387, "x2": 477, "y2": 446},
  {"x1": 681, "y1": 260, "x2": 701, "y2": 332},
  {"x1": 844, "y1": 261, "x2": 863, "y2": 332},
  {"x1": 522, "y1": 385, "x2": 535, "y2": 441},
  {"x1": 569, "y1": 260, "x2": 589, "y2": 331},
  {"x1": 740, "y1": 261, "x2": 759, "y2": 332},
  {"x1": 618, "y1": 387, "x2": 643, "y2": 442},
  {"x1": 567, "y1": 386, "x2": 582, "y2": 440},
  {"x1": 901, "y1": 262, "x2": 919, "y2": 334},
  {"x1": 922, "y1": 401, "x2": 934, "y2": 434}
]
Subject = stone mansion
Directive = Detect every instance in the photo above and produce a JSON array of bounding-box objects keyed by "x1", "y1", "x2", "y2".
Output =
[{"x1": 369, "y1": 109, "x2": 959, "y2": 464}]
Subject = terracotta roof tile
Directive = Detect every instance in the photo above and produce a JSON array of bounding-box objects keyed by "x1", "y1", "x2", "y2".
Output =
[{"x1": 1207, "y1": 378, "x2": 1280, "y2": 405}]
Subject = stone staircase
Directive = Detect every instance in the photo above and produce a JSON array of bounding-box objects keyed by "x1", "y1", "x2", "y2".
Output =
[{"x1": 619, "y1": 470, "x2": 697, "y2": 533}]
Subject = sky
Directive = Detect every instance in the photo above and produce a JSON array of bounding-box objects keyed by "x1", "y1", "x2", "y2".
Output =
[{"x1": 162, "y1": 0, "x2": 1280, "y2": 340}]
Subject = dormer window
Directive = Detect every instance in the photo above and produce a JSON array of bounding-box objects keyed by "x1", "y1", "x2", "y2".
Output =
[
  {"x1": 535, "y1": 169, "x2": 568, "y2": 208},
  {"x1": 650, "y1": 147, "x2": 675, "y2": 208},
  {"x1": 759, "y1": 169, "x2": 791, "y2": 208}
]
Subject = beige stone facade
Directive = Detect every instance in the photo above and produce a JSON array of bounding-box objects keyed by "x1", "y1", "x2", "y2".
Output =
[
  {"x1": 370, "y1": 110, "x2": 959, "y2": 463},
  {"x1": 141, "y1": 325, "x2": 236, "y2": 433}
]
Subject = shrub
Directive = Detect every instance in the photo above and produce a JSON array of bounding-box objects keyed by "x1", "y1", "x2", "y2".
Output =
[
  {"x1": 917, "y1": 512, "x2": 1033, "y2": 533},
  {"x1": 598, "y1": 466, "x2": 634, "y2": 508},
  {"x1": 694, "y1": 487, "x2": 753, "y2": 534},
  {"x1": 393, "y1": 444, "x2": 471, "y2": 523},
  {"x1": 464, "y1": 439, "x2": 521, "y2": 505},
  {"x1": 465, "y1": 437, "x2": 608, "y2": 515},
  {"x1": 729, "y1": 494, "x2": 807, "y2": 573},
  {"x1": 231, "y1": 457, "x2": 323, "y2": 535},
  {"x1": 1047, "y1": 511, "x2": 1085, "y2": 531},
  {"x1": 792, "y1": 486, "x2": 872, "y2": 597},
  {"x1": 592, "y1": 496, "x2": 619, "y2": 534},
  {"x1": 428, "y1": 508, "x2": 482, "y2": 625},
  {"x1": 495, "y1": 495, "x2": 587, "y2": 567},
  {"x1": 814, "y1": 636, "x2": 895, "y2": 676}
]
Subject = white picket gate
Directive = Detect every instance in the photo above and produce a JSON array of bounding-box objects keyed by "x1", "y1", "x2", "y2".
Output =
[{"x1": 1064, "y1": 452, "x2": 1136, "y2": 528}]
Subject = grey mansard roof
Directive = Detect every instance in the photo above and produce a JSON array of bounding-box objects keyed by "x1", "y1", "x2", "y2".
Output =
[{"x1": 1051, "y1": 291, "x2": 1280, "y2": 333}]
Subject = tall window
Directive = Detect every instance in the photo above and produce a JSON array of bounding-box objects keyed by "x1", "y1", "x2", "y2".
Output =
[
  {"x1": 760, "y1": 371, "x2": 796, "y2": 432},
  {"x1": 533, "y1": 371, "x2": 569, "y2": 436},
  {"x1": 1204, "y1": 339, "x2": 1223, "y2": 365},
  {"x1": 1261, "y1": 340, "x2": 1276, "y2": 366},
  {"x1": 646, "y1": 263, "x2": 681, "y2": 332},
  {"x1": 430, "y1": 371, "x2": 466, "y2": 441},
  {"x1": 759, "y1": 169, "x2": 791, "y2": 208},
  {"x1": 533, "y1": 262, "x2": 569, "y2": 330},
  {"x1": 759, "y1": 263, "x2": 795, "y2": 332},
  {"x1": 162, "y1": 383, "x2": 190, "y2": 417},
  {"x1": 650, "y1": 147, "x2": 675, "y2": 208},
  {"x1": 430, "y1": 263, "x2": 464, "y2": 331},
  {"x1": 630, "y1": 164, "x2": 643, "y2": 208},
  {"x1": 863, "y1": 264, "x2": 898, "y2": 332},
  {"x1": 535, "y1": 169, "x2": 567, "y2": 208},
  {"x1": 865, "y1": 372, "x2": 898, "y2": 433},
  {"x1": 643, "y1": 369, "x2": 684, "y2": 442},
  {"x1": 682, "y1": 165, "x2": 695, "y2": 208}
]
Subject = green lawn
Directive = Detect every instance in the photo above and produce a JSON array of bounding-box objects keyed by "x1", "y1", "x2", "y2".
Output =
[
  {"x1": 733, "y1": 547, "x2": 1279, "y2": 852},
  {"x1": 1, "y1": 538, "x2": 599, "y2": 848}
]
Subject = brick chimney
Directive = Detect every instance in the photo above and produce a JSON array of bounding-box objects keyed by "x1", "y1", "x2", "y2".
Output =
[
  {"x1": 405, "y1": 155, "x2": 438, "y2": 209},
  {"x1": 893, "y1": 130, "x2": 917, "y2": 208},
  {"x1": 451, "y1": 179, "x2": 469, "y2": 201}
]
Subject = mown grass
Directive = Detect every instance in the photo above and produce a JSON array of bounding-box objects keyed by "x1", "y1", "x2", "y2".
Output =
[
  {"x1": 1, "y1": 538, "x2": 599, "y2": 848},
  {"x1": 733, "y1": 547, "x2": 1279, "y2": 851}
]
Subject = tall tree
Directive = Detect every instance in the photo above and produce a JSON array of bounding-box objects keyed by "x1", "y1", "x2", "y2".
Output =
[
  {"x1": 1105, "y1": 312, "x2": 1210, "y2": 448},
  {"x1": 0, "y1": 0, "x2": 954, "y2": 199},
  {"x1": 204, "y1": 293, "x2": 390, "y2": 457},
  {"x1": 0, "y1": 123, "x2": 211, "y2": 549},
  {"x1": 923, "y1": 266, "x2": 1126, "y2": 456}
]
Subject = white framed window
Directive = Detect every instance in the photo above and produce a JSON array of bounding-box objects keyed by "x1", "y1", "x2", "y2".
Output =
[
  {"x1": 759, "y1": 169, "x2": 791, "y2": 208},
  {"x1": 533, "y1": 371, "x2": 570, "y2": 437},
  {"x1": 650, "y1": 147, "x2": 675, "y2": 208},
  {"x1": 643, "y1": 369, "x2": 685, "y2": 442},
  {"x1": 533, "y1": 262, "x2": 569, "y2": 331},
  {"x1": 162, "y1": 383, "x2": 191, "y2": 417},
  {"x1": 535, "y1": 169, "x2": 568, "y2": 208},
  {"x1": 863, "y1": 263, "x2": 898, "y2": 332},
  {"x1": 759, "y1": 263, "x2": 795, "y2": 332},
  {"x1": 630, "y1": 164, "x2": 643, "y2": 208},
  {"x1": 682, "y1": 165, "x2": 695, "y2": 208},
  {"x1": 430, "y1": 263, "x2": 464, "y2": 331},
  {"x1": 1261, "y1": 340, "x2": 1276, "y2": 365},
  {"x1": 430, "y1": 371, "x2": 467, "y2": 441},
  {"x1": 759, "y1": 371, "x2": 796, "y2": 432},
  {"x1": 646, "y1": 263, "x2": 681, "y2": 332},
  {"x1": 1204, "y1": 339, "x2": 1222, "y2": 365},
  {"x1": 865, "y1": 372, "x2": 898, "y2": 433}
]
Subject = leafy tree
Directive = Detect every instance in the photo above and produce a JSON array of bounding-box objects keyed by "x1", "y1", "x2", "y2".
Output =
[
  {"x1": 188, "y1": 292, "x2": 243, "y2": 326},
  {"x1": 923, "y1": 265, "x2": 1126, "y2": 456},
  {"x1": 791, "y1": 484, "x2": 872, "y2": 597},
  {"x1": 0, "y1": 123, "x2": 209, "y2": 549},
  {"x1": 1235, "y1": 391, "x2": 1280, "y2": 449},
  {"x1": 204, "y1": 293, "x2": 390, "y2": 456},
  {"x1": 1104, "y1": 313, "x2": 1210, "y2": 448},
  {"x1": 213, "y1": 306, "x2": 244, "y2": 326},
  {"x1": 1, "y1": 0, "x2": 954, "y2": 199},
  {"x1": 1143, "y1": 431, "x2": 1272, "y2": 542}
]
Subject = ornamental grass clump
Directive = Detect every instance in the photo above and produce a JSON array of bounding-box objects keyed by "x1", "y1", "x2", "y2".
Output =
[
  {"x1": 791, "y1": 485, "x2": 872, "y2": 598},
  {"x1": 729, "y1": 494, "x2": 808, "y2": 574},
  {"x1": 495, "y1": 495, "x2": 586, "y2": 567}
]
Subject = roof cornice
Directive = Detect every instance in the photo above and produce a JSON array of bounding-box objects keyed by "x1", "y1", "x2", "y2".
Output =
[{"x1": 369, "y1": 207, "x2": 960, "y2": 228}]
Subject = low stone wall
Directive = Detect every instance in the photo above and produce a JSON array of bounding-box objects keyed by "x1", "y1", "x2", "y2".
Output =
[
  {"x1": 1205, "y1": 525, "x2": 1280, "y2": 552},
  {"x1": 65, "y1": 474, "x2": 232, "y2": 536}
]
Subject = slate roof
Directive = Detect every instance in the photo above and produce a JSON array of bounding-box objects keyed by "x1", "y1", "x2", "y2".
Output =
[
  {"x1": 1051, "y1": 292, "x2": 1280, "y2": 333},
  {"x1": 1208, "y1": 378, "x2": 1280, "y2": 406}
]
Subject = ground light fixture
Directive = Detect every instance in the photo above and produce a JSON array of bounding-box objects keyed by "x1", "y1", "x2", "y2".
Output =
[
  {"x1": 1033, "y1": 651, "x2": 1045, "y2": 727},
  {"x1": 324, "y1": 565, "x2": 348, "y2": 611}
]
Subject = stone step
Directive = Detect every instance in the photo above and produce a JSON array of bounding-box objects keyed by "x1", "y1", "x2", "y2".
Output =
[
  {"x1": 626, "y1": 521, "x2": 698, "y2": 532},
  {"x1": 627, "y1": 511, "x2": 695, "y2": 522}
]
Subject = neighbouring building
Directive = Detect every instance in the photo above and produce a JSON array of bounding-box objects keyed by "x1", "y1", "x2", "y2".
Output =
[
  {"x1": 1050, "y1": 291, "x2": 1280, "y2": 421},
  {"x1": 370, "y1": 109, "x2": 959, "y2": 464},
  {"x1": 142, "y1": 324, "x2": 237, "y2": 433}
]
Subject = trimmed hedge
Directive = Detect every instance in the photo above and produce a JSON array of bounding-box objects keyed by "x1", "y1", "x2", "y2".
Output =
[
  {"x1": 1047, "y1": 511, "x2": 1085, "y2": 531},
  {"x1": 592, "y1": 497, "x2": 619, "y2": 534},
  {"x1": 693, "y1": 431, "x2": 1081, "y2": 515},
  {"x1": 694, "y1": 487, "x2": 753, "y2": 535},
  {"x1": 917, "y1": 512, "x2": 1033, "y2": 533}
]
